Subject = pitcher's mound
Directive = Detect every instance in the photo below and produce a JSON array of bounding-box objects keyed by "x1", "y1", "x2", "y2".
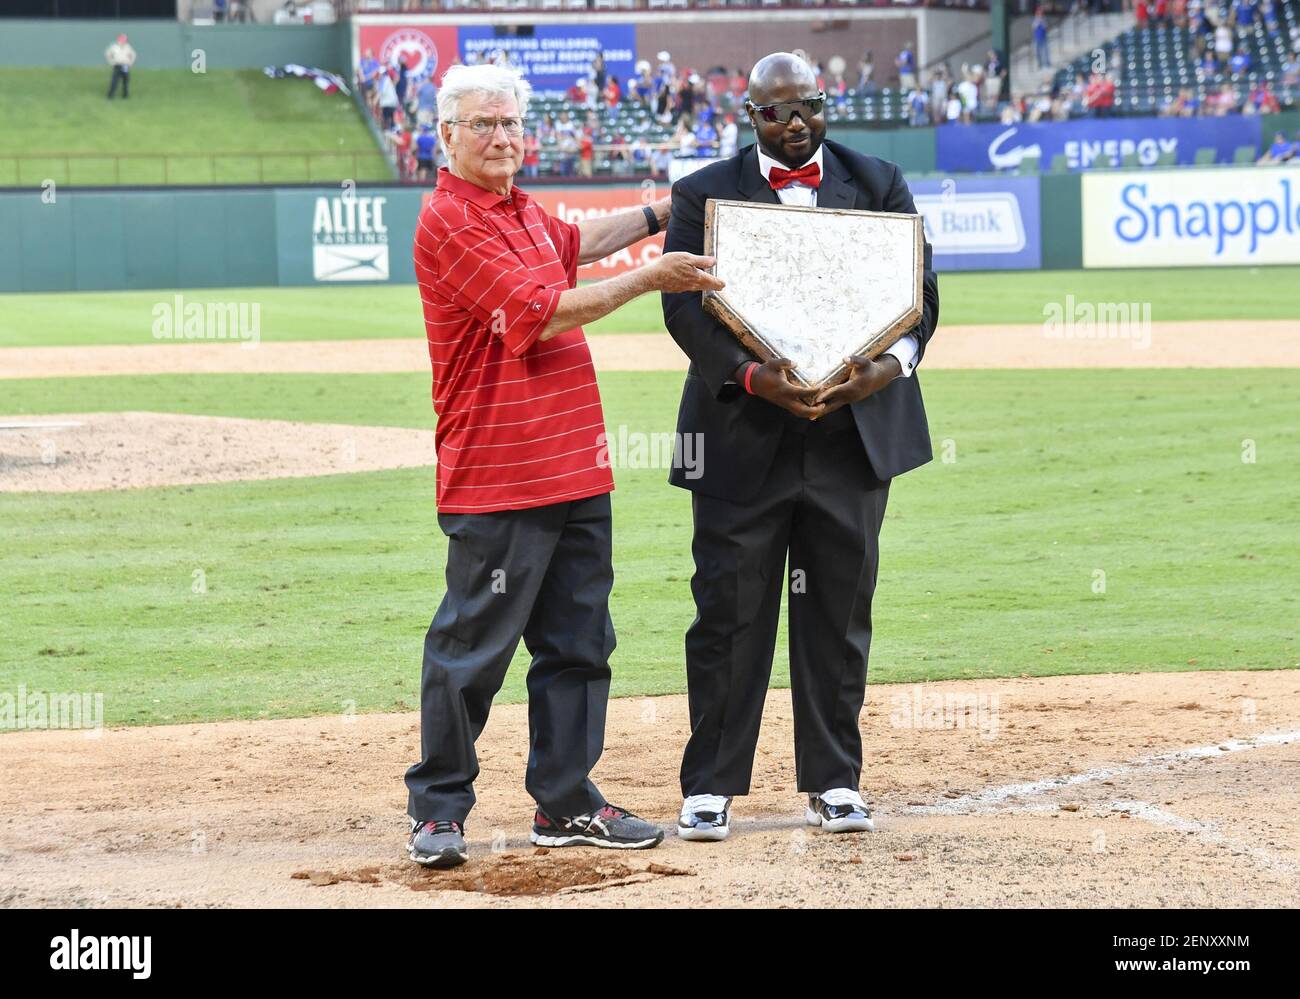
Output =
[{"x1": 0, "y1": 412, "x2": 435, "y2": 492}]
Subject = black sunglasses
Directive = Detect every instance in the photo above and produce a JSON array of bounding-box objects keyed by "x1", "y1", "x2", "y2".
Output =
[{"x1": 747, "y1": 92, "x2": 826, "y2": 124}]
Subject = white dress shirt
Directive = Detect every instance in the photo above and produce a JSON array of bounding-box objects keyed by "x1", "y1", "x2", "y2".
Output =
[{"x1": 755, "y1": 144, "x2": 920, "y2": 377}]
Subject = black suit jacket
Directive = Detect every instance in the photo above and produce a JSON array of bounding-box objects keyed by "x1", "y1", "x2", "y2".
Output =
[{"x1": 661, "y1": 138, "x2": 940, "y2": 502}]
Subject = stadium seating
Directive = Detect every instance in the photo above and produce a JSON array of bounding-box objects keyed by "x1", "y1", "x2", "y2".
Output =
[{"x1": 1051, "y1": 2, "x2": 1298, "y2": 114}]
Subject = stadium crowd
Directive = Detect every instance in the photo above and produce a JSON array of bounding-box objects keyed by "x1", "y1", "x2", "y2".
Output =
[{"x1": 355, "y1": 0, "x2": 1296, "y2": 178}]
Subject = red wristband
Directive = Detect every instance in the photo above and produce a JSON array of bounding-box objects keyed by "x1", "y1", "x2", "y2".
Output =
[{"x1": 743, "y1": 361, "x2": 759, "y2": 394}]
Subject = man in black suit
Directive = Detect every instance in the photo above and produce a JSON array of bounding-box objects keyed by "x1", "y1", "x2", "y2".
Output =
[{"x1": 663, "y1": 52, "x2": 939, "y2": 841}]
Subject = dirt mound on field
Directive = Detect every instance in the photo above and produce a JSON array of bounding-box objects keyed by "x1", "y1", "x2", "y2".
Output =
[
  {"x1": 1, "y1": 670, "x2": 1297, "y2": 909},
  {"x1": 0, "y1": 411, "x2": 435, "y2": 492}
]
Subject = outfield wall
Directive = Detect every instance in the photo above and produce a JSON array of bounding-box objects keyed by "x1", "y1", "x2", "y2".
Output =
[
  {"x1": 4, "y1": 166, "x2": 1298, "y2": 293},
  {"x1": 0, "y1": 19, "x2": 350, "y2": 72}
]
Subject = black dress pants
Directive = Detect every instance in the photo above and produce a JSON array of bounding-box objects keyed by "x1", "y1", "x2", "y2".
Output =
[
  {"x1": 680, "y1": 418, "x2": 890, "y2": 797},
  {"x1": 405, "y1": 493, "x2": 615, "y2": 824}
]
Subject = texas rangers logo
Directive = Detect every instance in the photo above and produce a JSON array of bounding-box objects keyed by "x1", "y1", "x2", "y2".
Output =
[{"x1": 379, "y1": 29, "x2": 439, "y2": 83}]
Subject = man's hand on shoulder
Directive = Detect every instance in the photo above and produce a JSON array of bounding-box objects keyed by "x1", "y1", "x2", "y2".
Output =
[
  {"x1": 737, "y1": 358, "x2": 825, "y2": 420},
  {"x1": 813, "y1": 354, "x2": 901, "y2": 416}
]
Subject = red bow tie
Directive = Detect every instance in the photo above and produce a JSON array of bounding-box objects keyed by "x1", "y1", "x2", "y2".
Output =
[{"x1": 768, "y1": 161, "x2": 821, "y2": 190}]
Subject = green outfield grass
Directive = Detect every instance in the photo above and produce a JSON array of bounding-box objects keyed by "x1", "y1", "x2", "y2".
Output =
[
  {"x1": 0, "y1": 68, "x2": 389, "y2": 187},
  {"x1": 2, "y1": 367, "x2": 1296, "y2": 728},
  {"x1": 2, "y1": 266, "x2": 1297, "y2": 349}
]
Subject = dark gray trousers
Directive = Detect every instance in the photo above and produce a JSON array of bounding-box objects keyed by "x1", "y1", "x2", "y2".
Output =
[
  {"x1": 405, "y1": 493, "x2": 615, "y2": 824},
  {"x1": 680, "y1": 419, "x2": 890, "y2": 797}
]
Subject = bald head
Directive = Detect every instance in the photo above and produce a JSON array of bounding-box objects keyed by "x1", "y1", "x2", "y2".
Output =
[
  {"x1": 748, "y1": 52, "x2": 818, "y2": 107},
  {"x1": 745, "y1": 51, "x2": 826, "y2": 169}
]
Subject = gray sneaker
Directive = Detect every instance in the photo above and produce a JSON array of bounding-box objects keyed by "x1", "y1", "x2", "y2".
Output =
[
  {"x1": 407, "y1": 818, "x2": 469, "y2": 867},
  {"x1": 530, "y1": 803, "x2": 664, "y2": 849}
]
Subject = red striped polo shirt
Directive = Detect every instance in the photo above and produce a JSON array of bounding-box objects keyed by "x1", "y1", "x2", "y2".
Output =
[{"x1": 414, "y1": 167, "x2": 614, "y2": 514}]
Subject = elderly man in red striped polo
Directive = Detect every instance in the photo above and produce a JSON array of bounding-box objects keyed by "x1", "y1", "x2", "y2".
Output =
[{"x1": 405, "y1": 63, "x2": 721, "y2": 868}]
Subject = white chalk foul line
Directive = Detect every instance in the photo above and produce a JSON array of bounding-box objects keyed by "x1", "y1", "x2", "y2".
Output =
[
  {"x1": 906, "y1": 729, "x2": 1300, "y2": 817},
  {"x1": 1108, "y1": 799, "x2": 1300, "y2": 877}
]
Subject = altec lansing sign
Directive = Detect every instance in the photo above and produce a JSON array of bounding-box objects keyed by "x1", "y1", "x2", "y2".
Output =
[{"x1": 313, "y1": 195, "x2": 389, "y2": 282}]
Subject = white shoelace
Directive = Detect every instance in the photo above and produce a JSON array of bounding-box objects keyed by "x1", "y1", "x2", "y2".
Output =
[
  {"x1": 681, "y1": 794, "x2": 729, "y2": 819},
  {"x1": 820, "y1": 788, "x2": 868, "y2": 811}
]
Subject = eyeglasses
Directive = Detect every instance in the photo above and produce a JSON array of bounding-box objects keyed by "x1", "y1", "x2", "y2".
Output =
[
  {"x1": 448, "y1": 116, "x2": 525, "y2": 137},
  {"x1": 746, "y1": 93, "x2": 826, "y2": 124}
]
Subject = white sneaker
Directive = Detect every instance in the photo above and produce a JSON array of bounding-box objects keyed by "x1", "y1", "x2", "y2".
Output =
[
  {"x1": 677, "y1": 794, "x2": 732, "y2": 841},
  {"x1": 806, "y1": 788, "x2": 875, "y2": 833}
]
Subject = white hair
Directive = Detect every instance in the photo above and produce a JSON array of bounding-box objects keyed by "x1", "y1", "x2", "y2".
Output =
[{"x1": 436, "y1": 63, "x2": 532, "y2": 133}]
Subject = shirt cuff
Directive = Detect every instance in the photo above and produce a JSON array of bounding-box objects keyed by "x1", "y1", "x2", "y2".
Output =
[
  {"x1": 501, "y1": 286, "x2": 562, "y2": 357},
  {"x1": 883, "y1": 333, "x2": 919, "y2": 378}
]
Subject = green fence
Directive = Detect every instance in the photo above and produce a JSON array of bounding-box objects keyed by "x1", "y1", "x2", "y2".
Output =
[{"x1": 0, "y1": 19, "x2": 351, "y2": 72}]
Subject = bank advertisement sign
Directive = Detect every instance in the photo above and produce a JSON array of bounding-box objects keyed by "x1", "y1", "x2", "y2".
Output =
[
  {"x1": 910, "y1": 175, "x2": 1041, "y2": 270},
  {"x1": 1082, "y1": 167, "x2": 1300, "y2": 268},
  {"x1": 937, "y1": 116, "x2": 1261, "y2": 173}
]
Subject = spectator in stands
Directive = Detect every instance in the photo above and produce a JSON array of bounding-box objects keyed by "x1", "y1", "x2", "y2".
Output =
[
  {"x1": 1033, "y1": 9, "x2": 1051, "y2": 68},
  {"x1": 677, "y1": 73, "x2": 699, "y2": 123},
  {"x1": 1137, "y1": 0, "x2": 1151, "y2": 28},
  {"x1": 1163, "y1": 86, "x2": 1198, "y2": 115},
  {"x1": 1229, "y1": 45, "x2": 1252, "y2": 75},
  {"x1": 956, "y1": 68, "x2": 979, "y2": 123},
  {"x1": 674, "y1": 114, "x2": 698, "y2": 157},
  {"x1": 592, "y1": 53, "x2": 607, "y2": 97},
  {"x1": 719, "y1": 113, "x2": 739, "y2": 157},
  {"x1": 1246, "y1": 80, "x2": 1280, "y2": 113},
  {"x1": 1027, "y1": 85, "x2": 1055, "y2": 123},
  {"x1": 1154, "y1": 0, "x2": 1171, "y2": 27},
  {"x1": 1084, "y1": 71, "x2": 1116, "y2": 117},
  {"x1": 1214, "y1": 20, "x2": 1234, "y2": 60},
  {"x1": 656, "y1": 51, "x2": 676, "y2": 84},
  {"x1": 858, "y1": 51, "x2": 875, "y2": 93},
  {"x1": 1258, "y1": 131, "x2": 1295, "y2": 163},
  {"x1": 651, "y1": 141, "x2": 672, "y2": 179},
  {"x1": 414, "y1": 123, "x2": 438, "y2": 181},
  {"x1": 359, "y1": 48, "x2": 381, "y2": 109},
  {"x1": 604, "y1": 75, "x2": 622, "y2": 113},
  {"x1": 214, "y1": 0, "x2": 228, "y2": 22},
  {"x1": 389, "y1": 123, "x2": 413, "y2": 182},
  {"x1": 1282, "y1": 53, "x2": 1300, "y2": 85},
  {"x1": 105, "y1": 33, "x2": 136, "y2": 100},
  {"x1": 944, "y1": 84, "x2": 963, "y2": 124},
  {"x1": 557, "y1": 117, "x2": 579, "y2": 175},
  {"x1": 417, "y1": 76, "x2": 439, "y2": 128},
  {"x1": 907, "y1": 86, "x2": 929, "y2": 127},
  {"x1": 379, "y1": 68, "x2": 399, "y2": 130},
  {"x1": 1210, "y1": 82, "x2": 1240, "y2": 114},
  {"x1": 395, "y1": 56, "x2": 410, "y2": 119},
  {"x1": 1262, "y1": 0, "x2": 1281, "y2": 36},
  {"x1": 1233, "y1": 0, "x2": 1257, "y2": 32},
  {"x1": 984, "y1": 50, "x2": 1005, "y2": 107},
  {"x1": 694, "y1": 114, "x2": 719, "y2": 157},
  {"x1": 896, "y1": 43, "x2": 917, "y2": 91},
  {"x1": 536, "y1": 113, "x2": 554, "y2": 145},
  {"x1": 523, "y1": 130, "x2": 541, "y2": 178},
  {"x1": 655, "y1": 77, "x2": 674, "y2": 124},
  {"x1": 629, "y1": 63, "x2": 655, "y2": 106},
  {"x1": 929, "y1": 67, "x2": 950, "y2": 124}
]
